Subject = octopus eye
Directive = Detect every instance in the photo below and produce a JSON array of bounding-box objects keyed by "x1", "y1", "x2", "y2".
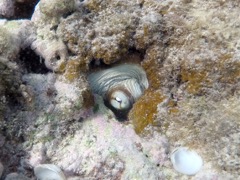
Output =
[
  {"x1": 115, "y1": 97, "x2": 122, "y2": 103},
  {"x1": 87, "y1": 64, "x2": 149, "y2": 120},
  {"x1": 110, "y1": 90, "x2": 131, "y2": 110},
  {"x1": 103, "y1": 88, "x2": 135, "y2": 120}
]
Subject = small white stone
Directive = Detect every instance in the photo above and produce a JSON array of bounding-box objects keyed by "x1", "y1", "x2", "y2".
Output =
[
  {"x1": 170, "y1": 147, "x2": 203, "y2": 175},
  {"x1": 34, "y1": 164, "x2": 66, "y2": 180}
]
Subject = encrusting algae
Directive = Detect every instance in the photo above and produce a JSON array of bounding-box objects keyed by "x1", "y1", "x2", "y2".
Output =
[
  {"x1": 129, "y1": 90, "x2": 165, "y2": 134},
  {"x1": 180, "y1": 53, "x2": 239, "y2": 95},
  {"x1": 63, "y1": 59, "x2": 88, "y2": 82},
  {"x1": 128, "y1": 46, "x2": 165, "y2": 134}
]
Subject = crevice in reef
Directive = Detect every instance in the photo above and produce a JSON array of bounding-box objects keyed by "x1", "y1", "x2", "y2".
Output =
[
  {"x1": 19, "y1": 47, "x2": 50, "y2": 74},
  {"x1": 88, "y1": 58, "x2": 111, "y2": 70},
  {"x1": 13, "y1": 0, "x2": 39, "y2": 20},
  {"x1": 127, "y1": 47, "x2": 146, "y2": 61},
  {"x1": 87, "y1": 48, "x2": 148, "y2": 122},
  {"x1": 88, "y1": 47, "x2": 146, "y2": 71},
  {"x1": 4, "y1": 91, "x2": 22, "y2": 111}
]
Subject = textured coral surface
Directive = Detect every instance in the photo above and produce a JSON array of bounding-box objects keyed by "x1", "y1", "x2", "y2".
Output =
[{"x1": 0, "y1": 0, "x2": 240, "y2": 179}]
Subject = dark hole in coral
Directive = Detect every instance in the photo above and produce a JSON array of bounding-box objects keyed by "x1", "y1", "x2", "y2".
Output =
[
  {"x1": 78, "y1": 117, "x2": 84, "y2": 122},
  {"x1": 93, "y1": 104, "x2": 99, "y2": 113},
  {"x1": 13, "y1": 0, "x2": 39, "y2": 19},
  {"x1": 3, "y1": 89, "x2": 23, "y2": 117},
  {"x1": 46, "y1": 87, "x2": 57, "y2": 98},
  {"x1": 156, "y1": 163, "x2": 160, "y2": 167},
  {"x1": 84, "y1": 9, "x2": 91, "y2": 14},
  {"x1": 50, "y1": 25, "x2": 58, "y2": 32},
  {"x1": 127, "y1": 47, "x2": 146, "y2": 60},
  {"x1": 62, "y1": 11, "x2": 74, "y2": 19},
  {"x1": 19, "y1": 47, "x2": 50, "y2": 74},
  {"x1": 88, "y1": 47, "x2": 147, "y2": 121},
  {"x1": 176, "y1": 74, "x2": 183, "y2": 86},
  {"x1": 18, "y1": 134, "x2": 25, "y2": 143},
  {"x1": 89, "y1": 58, "x2": 110, "y2": 69},
  {"x1": 0, "y1": 144, "x2": 28, "y2": 179},
  {"x1": 56, "y1": 55, "x2": 61, "y2": 61},
  {"x1": 5, "y1": 92, "x2": 21, "y2": 108},
  {"x1": 104, "y1": 100, "x2": 130, "y2": 121}
]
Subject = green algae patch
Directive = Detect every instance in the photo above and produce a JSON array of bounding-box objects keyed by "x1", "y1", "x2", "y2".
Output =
[{"x1": 129, "y1": 90, "x2": 165, "y2": 134}]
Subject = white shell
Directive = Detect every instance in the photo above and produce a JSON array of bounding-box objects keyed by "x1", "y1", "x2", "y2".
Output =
[
  {"x1": 34, "y1": 164, "x2": 66, "y2": 180},
  {"x1": 110, "y1": 90, "x2": 131, "y2": 110},
  {"x1": 170, "y1": 147, "x2": 203, "y2": 175}
]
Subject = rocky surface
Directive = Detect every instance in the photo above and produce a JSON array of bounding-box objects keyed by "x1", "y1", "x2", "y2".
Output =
[
  {"x1": 0, "y1": 0, "x2": 239, "y2": 179},
  {"x1": 0, "y1": 0, "x2": 38, "y2": 19},
  {"x1": 0, "y1": 162, "x2": 3, "y2": 178}
]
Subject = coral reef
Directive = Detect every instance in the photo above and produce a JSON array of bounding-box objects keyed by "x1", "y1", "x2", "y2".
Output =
[
  {"x1": 30, "y1": 0, "x2": 74, "y2": 71},
  {"x1": 0, "y1": 0, "x2": 14, "y2": 18},
  {"x1": 27, "y1": 96, "x2": 169, "y2": 179},
  {"x1": 0, "y1": 19, "x2": 36, "y2": 65},
  {"x1": 156, "y1": 96, "x2": 240, "y2": 179},
  {"x1": 0, "y1": 21, "x2": 26, "y2": 123},
  {"x1": 5, "y1": 173, "x2": 30, "y2": 180},
  {"x1": 129, "y1": 90, "x2": 165, "y2": 134},
  {"x1": 0, "y1": 19, "x2": 37, "y2": 129},
  {"x1": 0, "y1": 0, "x2": 39, "y2": 19},
  {"x1": 0, "y1": 0, "x2": 240, "y2": 179},
  {"x1": 0, "y1": 162, "x2": 3, "y2": 178},
  {"x1": 0, "y1": 25, "x2": 20, "y2": 69},
  {"x1": 158, "y1": 0, "x2": 240, "y2": 98}
]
